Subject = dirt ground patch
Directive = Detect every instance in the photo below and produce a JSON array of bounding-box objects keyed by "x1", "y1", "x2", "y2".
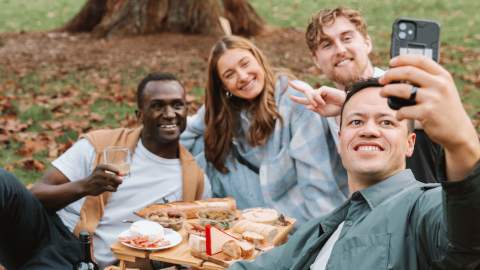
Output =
[{"x1": 0, "y1": 28, "x2": 322, "y2": 92}]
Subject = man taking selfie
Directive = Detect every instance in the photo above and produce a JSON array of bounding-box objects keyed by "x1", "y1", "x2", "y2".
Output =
[{"x1": 230, "y1": 56, "x2": 480, "y2": 270}]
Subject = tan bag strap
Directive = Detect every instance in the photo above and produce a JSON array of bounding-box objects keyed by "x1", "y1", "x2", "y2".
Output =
[
  {"x1": 73, "y1": 129, "x2": 204, "y2": 237},
  {"x1": 179, "y1": 144, "x2": 205, "y2": 201}
]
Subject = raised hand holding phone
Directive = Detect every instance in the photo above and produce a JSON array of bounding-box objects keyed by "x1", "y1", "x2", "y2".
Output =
[{"x1": 388, "y1": 17, "x2": 440, "y2": 110}]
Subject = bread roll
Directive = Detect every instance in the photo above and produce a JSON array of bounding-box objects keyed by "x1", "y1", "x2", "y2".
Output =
[
  {"x1": 222, "y1": 240, "x2": 242, "y2": 259},
  {"x1": 232, "y1": 220, "x2": 278, "y2": 242},
  {"x1": 237, "y1": 240, "x2": 254, "y2": 259}
]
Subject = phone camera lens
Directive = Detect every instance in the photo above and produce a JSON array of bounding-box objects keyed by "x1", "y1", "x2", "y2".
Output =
[
  {"x1": 399, "y1": 23, "x2": 407, "y2": 30},
  {"x1": 398, "y1": 32, "x2": 406, "y2": 39}
]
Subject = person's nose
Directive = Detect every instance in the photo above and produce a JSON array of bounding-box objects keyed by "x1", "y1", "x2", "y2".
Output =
[
  {"x1": 334, "y1": 40, "x2": 347, "y2": 54},
  {"x1": 359, "y1": 120, "x2": 380, "y2": 138},
  {"x1": 237, "y1": 69, "x2": 249, "y2": 82},
  {"x1": 162, "y1": 105, "x2": 175, "y2": 119}
]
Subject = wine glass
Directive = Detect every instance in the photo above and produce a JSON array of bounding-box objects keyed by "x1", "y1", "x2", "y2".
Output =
[{"x1": 103, "y1": 146, "x2": 131, "y2": 176}]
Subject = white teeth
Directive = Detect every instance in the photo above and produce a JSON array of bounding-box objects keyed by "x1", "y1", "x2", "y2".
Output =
[
  {"x1": 336, "y1": 59, "x2": 350, "y2": 66},
  {"x1": 358, "y1": 145, "x2": 381, "y2": 152},
  {"x1": 241, "y1": 79, "x2": 255, "y2": 90},
  {"x1": 160, "y1": 124, "x2": 177, "y2": 128}
]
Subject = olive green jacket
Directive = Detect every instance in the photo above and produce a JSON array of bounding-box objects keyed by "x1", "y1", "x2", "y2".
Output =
[{"x1": 230, "y1": 165, "x2": 480, "y2": 270}]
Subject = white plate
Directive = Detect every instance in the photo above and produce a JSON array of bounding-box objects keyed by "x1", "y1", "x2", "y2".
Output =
[{"x1": 118, "y1": 228, "x2": 182, "y2": 251}]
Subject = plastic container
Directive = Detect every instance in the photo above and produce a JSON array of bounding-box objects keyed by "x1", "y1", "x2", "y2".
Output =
[
  {"x1": 197, "y1": 208, "x2": 236, "y2": 230},
  {"x1": 146, "y1": 210, "x2": 186, "y2": 231}
]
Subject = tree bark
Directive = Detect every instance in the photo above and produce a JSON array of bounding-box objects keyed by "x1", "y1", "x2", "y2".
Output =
[
  {"x1": 61, "y1": 0, "x2": 107, "y2": 32},
  {"x1": 61, "y1": 0, "x2": 265, "y2": 38},
  {"x1": 223, "y1": 0, "x2": 265, "y2": 36}
]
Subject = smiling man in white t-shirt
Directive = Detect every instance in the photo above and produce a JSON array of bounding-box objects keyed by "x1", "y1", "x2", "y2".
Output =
[{"x1": 0, "y1": 72, "x2": 210, "y2": 269}]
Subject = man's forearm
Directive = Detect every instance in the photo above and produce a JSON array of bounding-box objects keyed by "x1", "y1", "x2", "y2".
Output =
[
  {"x1": 444, "y1": 138, "x2": 480, "y2": 181},
  {"x1": 30, "y1": 180, "x2": 87, "y2": 212},
  {"x1": 442, "y1": 162, "x2": 480, "y2": 265}
]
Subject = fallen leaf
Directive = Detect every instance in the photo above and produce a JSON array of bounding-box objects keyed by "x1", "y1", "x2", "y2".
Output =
[{"x1": 18, "y1": 158, "x2": 45, "y2": 172}]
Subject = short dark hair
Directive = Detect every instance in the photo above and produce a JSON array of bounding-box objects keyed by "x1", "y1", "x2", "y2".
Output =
[
  {"x1": 340, "y1": 78, "x2": 414, "y2": 132},
  {"x1": 136, "y1": 73, "x2": 182, "y2": 109}
]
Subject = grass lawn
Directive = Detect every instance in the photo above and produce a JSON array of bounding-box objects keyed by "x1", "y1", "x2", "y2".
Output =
[
  {"x1": 0, "y1": 0, "x2": 85, "y2": 32},
  {"x1": 0, "y1": 0, "x2": 479, "y2": 184}
]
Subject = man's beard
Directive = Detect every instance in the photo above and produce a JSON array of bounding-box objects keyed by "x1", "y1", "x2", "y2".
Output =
[{"x1": 329, "y1": 59, "x2": 368, "y2": 88}]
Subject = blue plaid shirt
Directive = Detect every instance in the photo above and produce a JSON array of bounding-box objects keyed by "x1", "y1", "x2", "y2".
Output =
[{"x1": 181, "y1": 78, "x2": 348, "y2": 226}]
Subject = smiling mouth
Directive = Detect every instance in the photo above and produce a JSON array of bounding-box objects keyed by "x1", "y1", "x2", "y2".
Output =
[
  {"x1": 159, "y1": 124, "x2": 178, "y2": 129},
  {"x1": 354, "y1": 145, "x2": 384, "y2": 152},
  {"x1": 335, "y1": 58, "x2": 354, "y2": 67},
  {"x1": 240, "y1": 79, "x2": 255, "y2": 91}
]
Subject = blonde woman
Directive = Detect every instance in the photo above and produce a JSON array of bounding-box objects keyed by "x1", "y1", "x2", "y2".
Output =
[{"x1": 181, "y1": 35, "x2": 348, "y2": 225}]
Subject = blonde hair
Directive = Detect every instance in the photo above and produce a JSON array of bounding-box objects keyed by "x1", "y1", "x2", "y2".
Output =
[
  {"x1": 204, "y1": 35, "x2": 281, "y2": 173},
  {"x1": 306, "y1": 7, "x2": 368, "y2": 54}
]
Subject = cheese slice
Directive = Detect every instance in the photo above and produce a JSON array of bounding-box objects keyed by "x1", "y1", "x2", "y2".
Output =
[
  {"x1": 188, "y1": 234, "x2": 206, "y2": 253},
  {"x1": 205, "y1": 224, "x2": 239, "y2": 255}
]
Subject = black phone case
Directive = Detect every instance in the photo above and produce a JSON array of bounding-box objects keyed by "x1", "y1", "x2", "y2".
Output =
[
  {"x1": 390, "y1": 18, "x2": 440, "y2": 62},
  {"x1": 388, "y1": 18, "x2": 440, "y2": 110}
]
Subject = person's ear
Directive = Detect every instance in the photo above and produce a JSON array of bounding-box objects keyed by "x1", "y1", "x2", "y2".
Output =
[
  {"x1": 136, "y1": 109, "x2": 142, "y2": 122},
  {"x1": 312, "y1": 51, "x2": 322, "y2": 69},
  {"x1": 336, "y1": 130, "x2": 342, "y2": 154},
  {"x1": 365, "y1": 34, "x2": 373, "y2": 55},
  {"x1": 405, "y1": 132, "x2": 416, "y2": 158}
]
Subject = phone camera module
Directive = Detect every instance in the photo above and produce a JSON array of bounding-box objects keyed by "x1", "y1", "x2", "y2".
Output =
[{"x1": 398, "y1": 31, "x2": 407, "y2": 39}]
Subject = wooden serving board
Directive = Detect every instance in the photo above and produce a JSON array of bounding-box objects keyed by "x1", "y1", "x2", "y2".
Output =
[{"x1": 111, "y1": 213, "x2": 295, "y2": 270}]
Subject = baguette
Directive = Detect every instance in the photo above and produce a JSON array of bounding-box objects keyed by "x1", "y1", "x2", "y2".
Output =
[
  {"x1": 136, "y1": 197, "x2": 236, "y2": 219},
  {"x1": 232, "y1": 220, "x2": 278, "y2": 242}
]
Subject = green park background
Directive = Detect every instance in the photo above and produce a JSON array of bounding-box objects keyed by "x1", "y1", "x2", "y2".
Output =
[{"x1": 0, "y1": 0, "x2": 479, "y2": 184}]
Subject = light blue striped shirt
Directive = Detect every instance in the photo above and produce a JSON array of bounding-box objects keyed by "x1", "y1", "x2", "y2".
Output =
[{"x1": 181, "y1": 78, "x2": 349, "y2": 226}]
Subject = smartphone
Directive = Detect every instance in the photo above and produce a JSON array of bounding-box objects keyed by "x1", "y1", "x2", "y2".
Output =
[{"x1": 388, "y1": 18, "x2": 441, "y2": 110}]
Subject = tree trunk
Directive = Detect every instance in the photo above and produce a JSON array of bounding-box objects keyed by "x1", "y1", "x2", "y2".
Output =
[
  {"x1": 61, "y1": 0, "x2": 265, "y2": 38},
  {"x1": 61, "y1": 0, "x2": 107, "y2": 32},
  {"x1": 223, "y1": 0, "x2": 265, "y2": 36}
]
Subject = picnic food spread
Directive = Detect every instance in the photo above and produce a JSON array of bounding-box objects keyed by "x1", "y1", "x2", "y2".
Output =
[{"x1": 114, "y1": 198, "x2": 295, "y2": 269}]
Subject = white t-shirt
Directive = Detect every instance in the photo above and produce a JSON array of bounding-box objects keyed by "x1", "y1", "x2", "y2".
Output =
[
  {"x1": 54, "y1": 139, "x2": 211, "y2": 268},
  {"x1": 310, "y1": 222, "x2": 345, "y2": 270}
]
